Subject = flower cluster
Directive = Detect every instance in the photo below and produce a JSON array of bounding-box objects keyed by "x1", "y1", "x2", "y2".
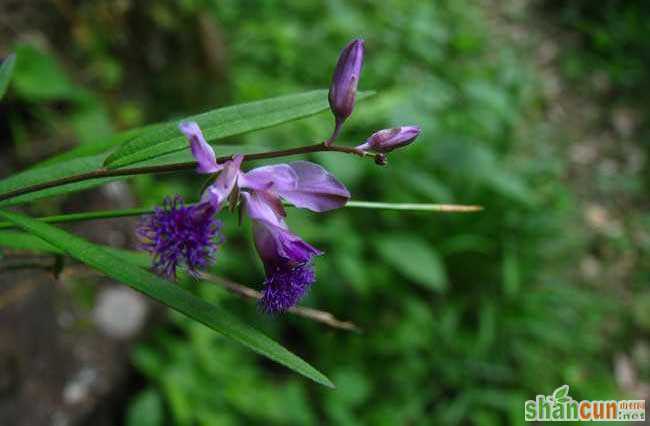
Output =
[
  {"x1": 179, "y1": 121, "x2": 349, "y2": 312},
  {"x1": 137, "y1": 38, "x2": 421, "y2": 313}
]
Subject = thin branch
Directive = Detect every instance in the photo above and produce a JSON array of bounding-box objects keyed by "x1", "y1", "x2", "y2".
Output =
[
  {"x1": 202, "y1": 273, "x2": 361, "y2": 333},
  {"x1": 0, "y1": 142, "x2": 375, "y2": 203},
  {"x1": 0, "y1": 250, "x2": 360, "y2": 331}
]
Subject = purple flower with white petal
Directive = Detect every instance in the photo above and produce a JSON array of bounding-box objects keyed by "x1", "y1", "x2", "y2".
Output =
[
  {"x1": 356, "y1": 126, "x2": 421, "y2": 153},
  {"x1": 137, "y1": 196, "x2": 223, "y2": 279},
  {"x1": 327, "y1": 38, "x2": 365, "y2": 145}
]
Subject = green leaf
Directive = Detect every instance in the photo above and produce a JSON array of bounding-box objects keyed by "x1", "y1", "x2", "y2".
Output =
[
  {"x1": 0, "y1": 90, "x2": 374, "y2": 206},
  {"x1": 0, "y1": 145, "x2": 267, "y2": 208},
  {"x1": 0, "y1": 209, "x2": 334, "y2": 387},
  {"x1": 104, "y1": 90, "x2": 374, "y2": 168},
  {"x1": 11, "y1": 44, "x2": 77, "y2": 101},
  {"x1": 0, "y1": 53, "x2": 16, "y2": 100},
  {"x1": 34, "y1": 124, "x2": 158, "y2": 168},
  {"x1": 0, "y1": 230, "x2": 61, "y2": 253},
  {"x1": 375, "y1": 235, "x2": 447, "y2": 292},
  {"x1": 0, "y1": 154, "x2": 108, "y2": 207}
]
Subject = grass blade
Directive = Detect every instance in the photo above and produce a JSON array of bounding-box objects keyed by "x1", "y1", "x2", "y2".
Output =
[
  {"x1": 0, "y1": 209, "x2": 334, "y2": 388},
  {"x1": 104, "y1": 90, "x2": 374, "y2": 168},
  {"x1": 0, "y1": 145, "x2": 268, "y2": 208}
]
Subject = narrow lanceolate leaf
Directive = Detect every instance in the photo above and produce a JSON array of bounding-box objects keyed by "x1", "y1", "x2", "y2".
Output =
[
  {"x1": 0, "y1": 230, "x2": 61, "y2": 253},
  {"x1": 0, "y1": 145, "x2": 266, "y2": 208},
  {"x1": 0, "y1": 53, "x2": 17, "y2": 100},
  {"x1": 0, "y1": 210, "x2": 334, "y2": 387},
  {"x1": 33, "y1": 123, "x2": 161, "y2": 168},
  {"x1": 0, "y1": 154, "x2": 107, "y2": 207},
  {"x1": 104, "y1": 90, "x2": 374, "y2": 169}
]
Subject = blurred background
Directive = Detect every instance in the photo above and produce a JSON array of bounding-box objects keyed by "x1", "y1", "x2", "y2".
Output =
[{"x1": 0, "y1": 0, "x2": 649, "y2": 425}]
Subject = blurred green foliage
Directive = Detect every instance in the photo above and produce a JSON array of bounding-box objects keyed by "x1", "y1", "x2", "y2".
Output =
[
  {"x1": 549, "y1": 0, "x2": 650, "y2": 98},
  {"x1": 124, "y1": 1, "x2": 619, "y2": 425},
  {"x1": 5, "y1": 0, "x2": 648, "y2": 425}
]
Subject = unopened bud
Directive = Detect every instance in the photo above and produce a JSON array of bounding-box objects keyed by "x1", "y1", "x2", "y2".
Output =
[
  {"x1": 328, "y1": 39, "x2": 365, "y2": 123},
  {"x1": 356, "y1": 126, "x2": 421, "y2": 153}
]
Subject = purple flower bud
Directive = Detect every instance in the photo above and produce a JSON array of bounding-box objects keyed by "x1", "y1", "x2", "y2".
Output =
[
  {"x1": 356, "y1": 126, "x2": 421, "y2": 153},
  {"x1": 327, "y1": 39, "x2": 364, "y2": 144}
]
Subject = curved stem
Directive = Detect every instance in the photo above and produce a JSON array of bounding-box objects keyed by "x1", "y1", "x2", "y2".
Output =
[
  {"x1": 324, "y1": 116, "x2": 344, "y2": 146},
  {"x1": 0, "y1": 142, "x2": 374, "y2": 204}
]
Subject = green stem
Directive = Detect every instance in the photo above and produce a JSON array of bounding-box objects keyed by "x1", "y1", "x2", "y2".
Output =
[
  {"x1": 344, "y1": 201, "x2": 483, "y2": 211},
  {"x1": 0, "y1": 207, "x2": 154, "y2": 229},
  {"x1": 0, "y1": 143, "x2": 373, "y2": 204},
  {"x1": 0, "y1": 202, "x2": 482, "y2": 230}
]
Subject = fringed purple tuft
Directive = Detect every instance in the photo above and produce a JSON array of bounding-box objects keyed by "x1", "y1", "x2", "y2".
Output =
[
  {"x1": 260, "y1": 263, "x2": 316, "y2": 313},
  {"x1": 136, "y1": 196, "x2": 223, "y2": 279}
]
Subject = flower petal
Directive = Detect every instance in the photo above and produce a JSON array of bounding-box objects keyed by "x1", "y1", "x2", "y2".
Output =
[
  {"x1": 241, "y1": 190, "x2": 287, "y2": 228},
  {"x1": 238, "y1": 164, "x2": 298, "y2": 192},
  {"x1": 252, "y1": 219, "x2": 322, "y2": 273},
  {"x1": 179, "y1": 121, "x2": 222, "y2": 174},
  {"x1": 277, "y1": 161, "x2": 351, "y2": 212},
  {"x1": 201, "y1": 154, "x2": 244, "y2": 209}
]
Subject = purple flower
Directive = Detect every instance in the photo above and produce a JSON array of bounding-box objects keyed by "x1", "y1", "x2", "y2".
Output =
[
  {"x1": 181, "y1": 121, "x2": 351, "y2": 312},
  {"x1": 238, "y1": 162, "x2": 349, "y2": 312},
  {"x1": 327, "y1": 39, "x2": 365, "y2": 145},
  {"x1": 356, "y1": 126, "x2": 421, "y2": 153},
  {"x1": 243, "y1": 192, "x2": 323, "y2": 313},
  {"x1": 137, "y1": 196, "x2": 223, "y2": 279}
]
